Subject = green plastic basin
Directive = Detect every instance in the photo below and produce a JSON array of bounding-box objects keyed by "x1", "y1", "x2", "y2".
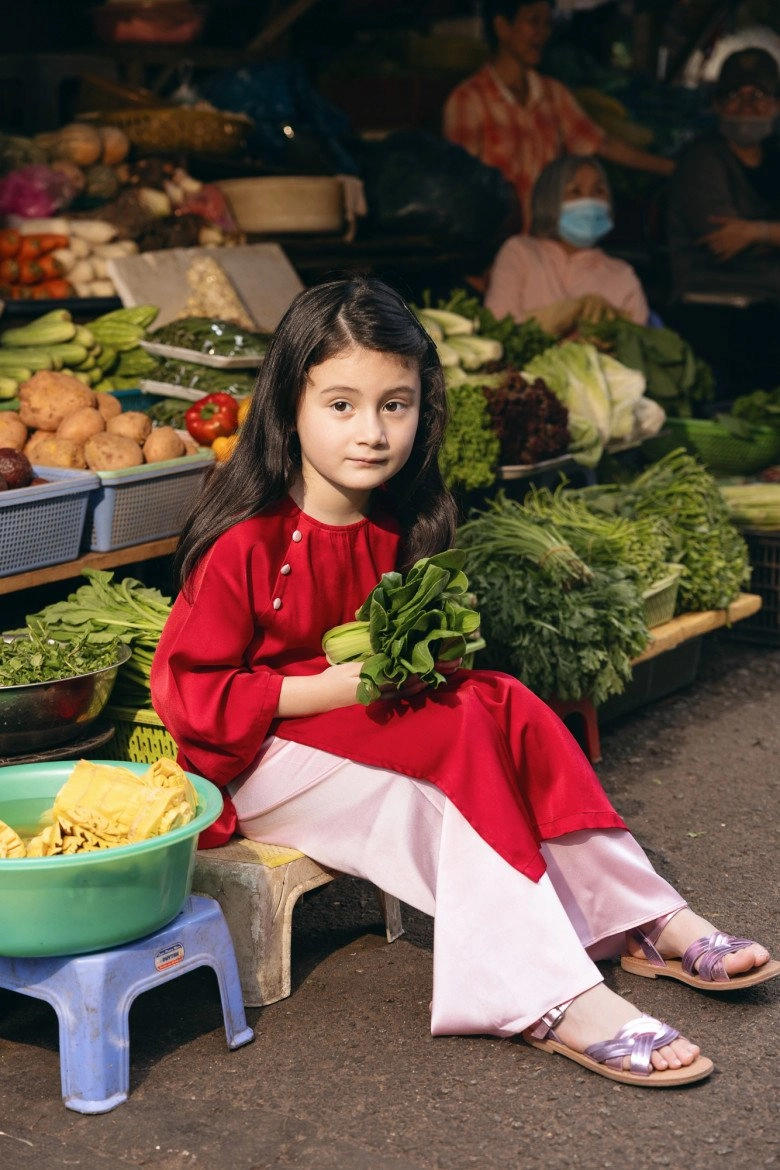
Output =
[{"x1": 0, "y1": 760, "x2": 222, "y2": 957}]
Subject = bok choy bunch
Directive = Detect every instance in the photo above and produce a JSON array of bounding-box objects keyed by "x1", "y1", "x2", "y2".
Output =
[{"x1": 322, "y1": 550, "x2": 482, "y2": 705}]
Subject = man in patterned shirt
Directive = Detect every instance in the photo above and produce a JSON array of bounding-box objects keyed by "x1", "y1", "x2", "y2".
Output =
[{"x1": 443, "y1": 0, "x2": 673, "y2": 229}]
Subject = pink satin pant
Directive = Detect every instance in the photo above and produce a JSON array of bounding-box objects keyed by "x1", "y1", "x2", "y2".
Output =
[{"x1": 228, "y1": 737, "x2": 685, "y2": 1037}]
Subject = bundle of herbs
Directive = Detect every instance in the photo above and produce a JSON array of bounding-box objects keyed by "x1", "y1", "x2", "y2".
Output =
[
  {"x1": 458, "y1": 493, "x2": 650, "y2": 704},
  {"x1": 322, "y1": 550, "x2": 482, "y2": 706},
  {"x1": 521, "y1": 483, "x2": 671, "y2": 590},
  {"x1": 570, "y1": 450, "x2": 750, "y2": 612},
  {"x1": 20, "y1": 569, "x2": 173, "y2": 708}
]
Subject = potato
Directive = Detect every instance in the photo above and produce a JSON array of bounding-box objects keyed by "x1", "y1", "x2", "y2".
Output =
[
  {"x1": 85, "y1": 433, "x2": 144, "y2": 470},
  {"x1": 142, "y1": 426, "x2": 186, "y2": 463},
  {"x1": 18, "y1": 371, "x2": 95, "y2": 431},
  {"x1": 57, "y1": 406, "x2": 105, "y2": 443},
  {"x1": 0, "y1": 412, "x2": 27, "y2": 452},
  {"x1": 26, "y1": 435, "x2": 87, "y2": 469},
  {"x1": 95, "y1": 392, "x2": 123, "y2": 421},
  {"x1": 106, "y1": 410, "x2": 152, "y2": 444}
]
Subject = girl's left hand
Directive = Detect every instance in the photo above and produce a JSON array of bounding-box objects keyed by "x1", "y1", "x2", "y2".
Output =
[{"x1": 699, "y1": 216, "x2": 760, "y2": 261}]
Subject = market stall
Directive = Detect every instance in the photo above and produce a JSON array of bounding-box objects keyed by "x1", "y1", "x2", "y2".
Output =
[{"x1": 2, "y1": 2, "x2": 779, "y2": 771}]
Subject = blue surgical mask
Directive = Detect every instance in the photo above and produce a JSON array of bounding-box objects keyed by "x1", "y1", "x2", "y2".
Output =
[
  {"x1": 718, "y1": 115, "x2": 775, "y2": 147},
  {"x1": 557, "y1": 198, "x2": 614, "y2": 248}
]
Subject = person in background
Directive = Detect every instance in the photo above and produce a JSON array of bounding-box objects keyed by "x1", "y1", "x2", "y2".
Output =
[
  {"x1": 485, "y1": 153, "x2": 649, "y2": 334},
  {"x1": 442, "y1": 0, "x2": 673, "y2": 229},
  {"x1": 667, "y1": 47, "x2": 780, "y2": 304}
]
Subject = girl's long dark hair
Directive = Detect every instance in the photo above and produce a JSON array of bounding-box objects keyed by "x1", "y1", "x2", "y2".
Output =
[{"x1": 175, "y1": 276, "x2": 458, "y2": 592}]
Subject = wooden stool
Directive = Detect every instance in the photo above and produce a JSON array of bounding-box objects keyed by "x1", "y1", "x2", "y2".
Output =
[{"x1": 192, "y1": 838, "x2": 404, "y2": 1007}]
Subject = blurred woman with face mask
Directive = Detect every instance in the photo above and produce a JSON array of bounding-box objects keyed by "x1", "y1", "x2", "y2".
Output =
[
  {"x1": 667, "y1": 48, "x2": 780, "y2": 305},
  {"x1": 485, "y1": 154, "x2": 649, "y2": 336}
]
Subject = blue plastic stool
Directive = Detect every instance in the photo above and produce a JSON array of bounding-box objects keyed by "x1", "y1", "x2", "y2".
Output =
[{"x1": 0, "y1": 894, "x2": 254, "y2": 1114}]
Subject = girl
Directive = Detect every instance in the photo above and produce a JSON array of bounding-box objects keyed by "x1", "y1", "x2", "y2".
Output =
[
  {"x1": 485, "y1": 153, "x2": 650, "y2": 333},
  {"x1": 151, "y1": 276, "x2": 777, "y2": 1088}
]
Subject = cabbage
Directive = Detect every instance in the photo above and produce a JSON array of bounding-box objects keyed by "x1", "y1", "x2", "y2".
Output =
[{"x1": 524, "y1": 341, "x2": 658, "y2": 464}]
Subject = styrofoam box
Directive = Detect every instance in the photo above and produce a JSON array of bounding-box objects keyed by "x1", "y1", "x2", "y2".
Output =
[
  {"x1": 84, "y1": 452, "x2": 214, "y2": 552},
  {"x1": 1, "y1": 466, "x2": 99, "y2": 576}
]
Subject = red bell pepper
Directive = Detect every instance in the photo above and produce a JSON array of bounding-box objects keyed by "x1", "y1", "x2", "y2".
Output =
[{"x1": 185, "y1": 392, "x2": 239, "y2": 446}]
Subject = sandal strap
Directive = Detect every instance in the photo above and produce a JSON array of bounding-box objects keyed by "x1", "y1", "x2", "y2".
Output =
[
  {"x1": 528, "y1": 997, "x2": 574, "y2": 1041},
  {"x1": 629, "y1": 909, "x2": 683, "y2": 968},
  {"x1": 682, "y1": 933, "x2": 755, "y2": 981},
  {"x1": 585, "y1": 1015, "x2": 680, "y2": 1077}
]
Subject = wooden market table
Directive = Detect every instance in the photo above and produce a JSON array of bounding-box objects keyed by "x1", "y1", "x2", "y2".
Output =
[
  {"x1": 631, "y1": 592, "x2": 762, "y2": 663},
  {"x1": 0, "y1": 538, "x2": 179, "y2": 597}
]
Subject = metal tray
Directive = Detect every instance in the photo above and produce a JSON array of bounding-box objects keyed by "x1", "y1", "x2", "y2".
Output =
[{"x1": 139, "y1": 339, "x2": 264, "y2": 369}]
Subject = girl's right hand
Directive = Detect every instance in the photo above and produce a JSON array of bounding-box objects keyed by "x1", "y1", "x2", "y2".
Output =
[
  {"x1": 317, "y1": 661, "x2": 364, "y2": 709},
  {"x1": 276, "y1": 662, "x2": 362, "y2": 718}
]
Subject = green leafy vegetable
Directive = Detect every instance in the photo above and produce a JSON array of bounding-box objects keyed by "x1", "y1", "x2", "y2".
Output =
[
  {"x1": 579, "y1": 318, "x2": 715, "y2": 418},
  {"x1": 0, "y1": 623, "x2": 123, "y2": 687},
  {"x1": 458, "y1": 495, "x2": 649, "y2": 704},
  {"x1": 571, "y1": 450, "x2": 750, "y2": 612},
  {"x1": 322, "y1": 550, "x2": 482, "y2": 705},
  {"x1": 439, "y1": 381, "x2": 500, "y2": 491},
  {"x1": 20, "y1": 569, "x2": 172, "y2": 707}
]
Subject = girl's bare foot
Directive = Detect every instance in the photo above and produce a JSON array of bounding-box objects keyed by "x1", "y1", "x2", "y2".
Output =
[
  {"x1": 553, "y1": 983, "x2": 701, "y2": 1072},
  {"x1": 628, "y1": 907, "x2": 771, "y2": 979}
]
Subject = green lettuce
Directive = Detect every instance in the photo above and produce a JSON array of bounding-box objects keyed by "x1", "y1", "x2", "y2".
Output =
[{"x1": 322, "y1": 550, "x2": 482, "y2": 705}]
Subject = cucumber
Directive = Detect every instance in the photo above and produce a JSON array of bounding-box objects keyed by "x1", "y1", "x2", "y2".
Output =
[
  {"x1": 0, "y1": 348, "x2": 56, "y2": 371},
  {"x1": 0, "y1": 320, "x2": 77, "y2": 347}
]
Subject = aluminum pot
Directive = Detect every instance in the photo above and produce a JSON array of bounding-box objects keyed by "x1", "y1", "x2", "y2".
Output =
[{"x1": 0, "y1": 638, "x2": 131, "y2": 756}]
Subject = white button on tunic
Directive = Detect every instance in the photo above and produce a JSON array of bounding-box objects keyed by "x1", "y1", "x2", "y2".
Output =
[
  {"x1": 273, "y1": 598, "x2": 282, "y2": 610},
  {"x1": 292, "y1": 530, "x2": 302, "y2": 542},
  {"x1": 280, "y1": 564, "x2": 291, "y2": 575}
]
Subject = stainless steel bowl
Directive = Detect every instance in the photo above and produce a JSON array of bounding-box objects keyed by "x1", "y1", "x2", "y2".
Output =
[{"x1": 0, "y1": 638, "x2": 131, "y2": 756}]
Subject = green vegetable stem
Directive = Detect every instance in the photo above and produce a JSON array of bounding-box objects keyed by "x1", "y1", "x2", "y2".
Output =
[
  {"x1": 19, "y1": 569, "x2": 172, "y2": 707},
  {"x1": 322, "y1": 550, "x2": 482, "y2": 705}
]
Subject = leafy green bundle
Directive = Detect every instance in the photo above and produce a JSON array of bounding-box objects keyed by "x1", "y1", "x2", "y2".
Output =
[
  {"x1": 20, "y1": 569, "x2": 172, "y2": 708},
  {"x1": 571, "y1": 450, "x2": 750, "y2": 612},
  {"x1": 579, "y1": 318, "x2": 715, "y2": 418},
  {"x1": 322, "y1": 550, "x2": 481, "y2": 705},
  {"x1": 458, "y1": 494, "x2": 650, "y2": 704}
]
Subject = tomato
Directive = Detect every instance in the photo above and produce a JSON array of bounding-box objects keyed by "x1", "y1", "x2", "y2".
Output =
[{"x1": 184, "y1": 393, "x2": 239, "y2": 446}]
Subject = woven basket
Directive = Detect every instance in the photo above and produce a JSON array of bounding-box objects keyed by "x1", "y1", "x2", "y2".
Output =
[
  {"x1": 644, "y1": 418, "x2": 780, "y2": 476},
  {"x1": 642, "y1": 564, "x2": 684, "y2": 628},
  {"x1": 107, "y1": 705, "x2": 177, "y2": 765},
  {"x1": 85, "y1": 107, "x2": 253, "y2": 156}
]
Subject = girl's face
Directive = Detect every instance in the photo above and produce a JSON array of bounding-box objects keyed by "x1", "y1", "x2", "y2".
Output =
[
  {"x1": 562, "y1": 163, "x2": 610, "y2": 203},
  {"x1": 294, "y1": 345, "x2": 421, "y2": 517},
  {"x1": 496, "y1": 2, "x2": 553, "y2": 69}
]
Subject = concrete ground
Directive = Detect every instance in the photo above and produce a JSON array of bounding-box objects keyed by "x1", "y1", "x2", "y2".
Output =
[{"x1": 1, "y1": 631, "x2": 778, "y2": 1170}]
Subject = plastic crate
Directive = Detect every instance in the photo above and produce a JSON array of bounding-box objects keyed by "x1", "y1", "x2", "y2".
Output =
[
  {"x1": 730, "y1": 529, "x2": 780, "y2": 646},
  {"x1": 110, "y1": 388, "x2": 171, "y2": 413},
  {"x1": 84, "y1": 451, "x2": 213, "y2": 552},
  {"x1": 106, "y1": 705, "x2": 178, "y2": 764},
  {"x1": 0, "y1": 466, "x2": 98, "y2": 577},
  {"x1": 598, "y1": 637, "x2": 703, "y2": 724},
  {"x1": 642, "y1": 564, "x2": 684, "y2": 628}
]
